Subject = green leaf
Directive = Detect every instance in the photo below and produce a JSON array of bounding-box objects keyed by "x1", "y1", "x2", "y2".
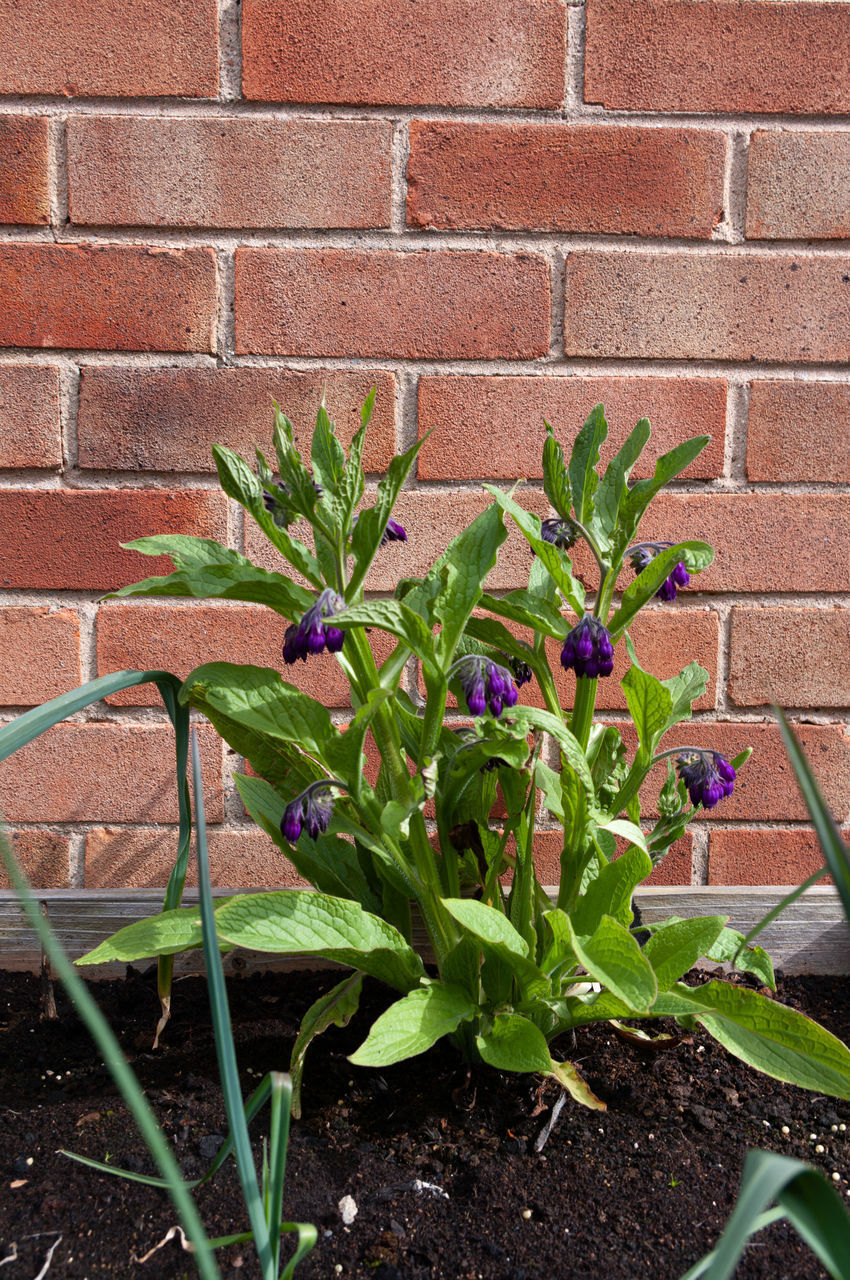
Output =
[
  {"x1": 642, "y1": 916, "x2": 728, "y2": 991},
  {"x1": 597, "y1": 818, "x2": 648, "y2": 854},
  {"x1": 443, "y1": 897, "x2": 530, "y2": 958},
  {"x1": 349, "y1": 983, "x2": 477, "y2": 1067},
  {"x1": 110, "y1": 536, "x2": 315, "y2": 617},
  {"x1": 571, "y1": 844, "x2": 653, "y2": 935},
  {"x1": 289, "y1": 973, "x2": 363, "y2": 1119},
  {"x1": 673, "y1": 980, "x2": 850, "y2": 1099},
  {"x1": 662, "y1": 660, "x2": 710, "y2": 731},
  {"x1": 348, "y1": 433, "x2": 429, "y2": 597},
  {"x1": 432, "y1": 503, "x2": 507, "y2": 670},
  {"x1": 542, "y1": 422, "x2": 572, "y2": 521},
  {"x1": 213, "y1": 444, "x2": 323, "y2": 586},
  {"x1": 618, "y1": 435, "x2": 711, "y2": 545},
  {"x1": 215, "y1": 890, "x2": 425, "y2": 993},
  {"x1": 479, "y1": 589, "x2": 570, "y2": 641},
  {"x1": 567, "y1": 914, "x2": 658, "y2": 1014},
  {"x1": 443, "y1": 897, "x2": 548, "y2": 997},
  {"x1": 310, "y1": 402, "x2": 346, "y2": 498},
  {"x1": 506, "y1": 706, "x2": 595, "y2": 803},
  {"x1": 705, "y1": 926, "x2": 776, "y2": 989},
  {"x1": 180, "y1": 663, "x2": 332, "y2": 758},
  {"x1": 588, "y1": 418, "x2": 651, "y2": 554},
  {"x1": 77, "y1": 905, "x2": 205, "y2": 965},
  {"x1": 568, "y1": 403, "x2": 608, "y2": 526},
  {"x1": 484, "y1": 486, "x2": 586, "y2": 617},
  {"x1": 331, "y1": 599, "x2": 438, "y2": 674},
  {"x1": 621, "y1": 657, "x2": 674, "y2": 760},
  {"x1": 683, "y1": 1149, "x2": 850, "y2": 1280},
  {"x1": 608, "y1": 541, "x2": 714, "y2": 638},
  {"x1": 476, "y1": 1013, "x2": 552, "y2": 1074}
]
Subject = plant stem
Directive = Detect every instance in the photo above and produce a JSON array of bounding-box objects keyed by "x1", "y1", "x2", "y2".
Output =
[{"x1": 569, "y1": 676, "x2": 598, "y2": 752}]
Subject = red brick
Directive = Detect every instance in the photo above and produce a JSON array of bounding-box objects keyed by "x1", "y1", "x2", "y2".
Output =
[
  {"x1": 747, "y1": 132, "x2": 850, "y2": 241},
  {"x1": 729, "y1": 608, "x2": 850, "y2": 709},
  {"x1": 68, "y1": 117, "x2": 392, "y2": 229},
  {"x1": 0, "y1": 489, "x2": 226, "y2": 591},
  {"x1": 0, "y1": 0, "x2": 218, "y2": 97},
  {"x1": 0, "y1": 245, "x2": 217, "y2": 352},
  {"x1": 707, "y1": 829, "x2": 839, "y2": 886},
  {"x1": 408, "y1": 122, "x2": 724, "y2": 238},
  {"x1": 97, "y1": 602, "x2": 395, "y2": 708},
  {"x1": 0, "y1": 116, "x2": 49, "y2": 224},
  {"x1": 747, "y1": 381, "x2": 850, "y2": 483},
  {"x1": 0, "y1": 365, "x2": 61, "y2": 468},
  {"x1": 564, "y1": 251, "x2": 850, "y2": 364},
  {"x1": 0, "y1": 830, "x2": 70, "y2": 891},
  {"x1": 243, "y1": 0, "x2": 565, "y2": 108},
  {"x1": 77, "y1": 368, "x2": 396, "y2": 473},
  {"x1": 0, "y1": 723, "x2": 223, "y2": 823},
  {"x1": 85, "y1": 826, "x2": 305, "y2": 889},
  {"x1": 638, "y1": 493, "x2": 850, "y2": 594},
  {"x1": 632, "y1": 723, "x2": 850, "y2": 825},
  {"x1": 0, "y1": 607, "x2": 81, "y2": 704},
  {"x1": 236, "y1": 249, "x2": 550, "y2": 359},
  {"x1": 585, "y1": 0, "x2": 850, "y2": 115},
  {"x1": 417, "y1": 376, "x2": 726, "y2": 481}
]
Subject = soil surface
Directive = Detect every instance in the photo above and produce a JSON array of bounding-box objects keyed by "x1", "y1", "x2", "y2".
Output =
[{"x1": 1, "y1": 965, "x2": 849, "y2": 1280}]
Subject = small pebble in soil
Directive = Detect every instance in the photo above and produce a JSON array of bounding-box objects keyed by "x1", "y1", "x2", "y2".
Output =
[
  {"x1": 832, "y1": 1173, "x2": 842, "y2": 1182},
  {"x1": 781, "y1": 1125, "x2": 790, "y2": 1134},
  {"x1": 816, "y1": 1144, "x2": 826, "y2": 1153},
  {"x1": 521, "y1": 1208, "x2": 532, "y2": 1220},
  {"x1": 842, "y1": 1124, "x2": 848, "y2": 1132},
  {"x1": 338, "y1": 1194, "x2": 358, "y2": 1225}
]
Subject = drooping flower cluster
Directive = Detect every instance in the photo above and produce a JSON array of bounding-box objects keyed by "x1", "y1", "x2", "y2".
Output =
[
  {"x1": 540, "y1": 517, "x2": 579, "y2": 551},
  {"x1": 281, "y1": 781, "x2": 339, "y2": 842},
  {"x1": 452, "y1": 655, "x2": 519, "y2": 719},
  {"x1": 380, "y1": 517, "x2": 407, "y2": 546},
  {"x1": 628, "y1": 542, "x2": 690, "y2": 602},
  {"x1": 560, "y1": 615, "x2": 615, "y2": 679},
  {"x1": 505, "y1": 654, "x2": 533, "y2": 688},
  {"x1": 262, "y1": 477, "x2": 322, "y2": 529},
  {"x1": 283, "y1": 589, "x2": 345, "y2": 664},
  {"x1": 676, "y1": 751, "x2": 736, "y2": 810}
]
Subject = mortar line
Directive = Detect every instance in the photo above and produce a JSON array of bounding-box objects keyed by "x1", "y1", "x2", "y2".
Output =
[
  {"x1": 391, "y1": 118, "x2": 409, "y2": 233},
  {"x1": 46, "y1": 115, "x2": 68, "y2": 234},
  {"x1": 4, "y1": 97, "x2": 850, "y2": 132},
  {"x1": 218, "y1": 0, "x2": 242, "y2": 103},
  {"x1": 565, "y1": 2, "x2": 586, "y2": 114}
]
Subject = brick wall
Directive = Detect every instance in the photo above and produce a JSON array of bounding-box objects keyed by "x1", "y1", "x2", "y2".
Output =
[{"x1": 0, "y1": 0, "x2": 848, "y2": 893}]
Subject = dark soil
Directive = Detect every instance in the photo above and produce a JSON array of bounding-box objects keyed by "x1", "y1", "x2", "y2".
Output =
[{"x1": 1, "y1": 966, "x2": 848, "y2": 1280}]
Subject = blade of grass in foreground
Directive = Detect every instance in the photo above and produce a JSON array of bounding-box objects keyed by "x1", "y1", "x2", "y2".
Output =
[{"x1": 0, "y1": 823, "x2": 220, "y2": 1280}]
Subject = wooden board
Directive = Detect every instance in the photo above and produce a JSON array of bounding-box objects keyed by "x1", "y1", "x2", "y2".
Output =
[{"x1": 1, "y1": 885, "x2": 848, "y2": 976}]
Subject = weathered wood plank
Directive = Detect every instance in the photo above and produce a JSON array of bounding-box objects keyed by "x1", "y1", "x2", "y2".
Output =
[{"x1": 1, "y1": 886, "x2": 847, "y2": 975}]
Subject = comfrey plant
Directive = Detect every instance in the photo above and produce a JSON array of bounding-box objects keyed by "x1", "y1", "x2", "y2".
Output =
[{"x1": 54, "y1": 398, "x2": 850, "y2": 1111}]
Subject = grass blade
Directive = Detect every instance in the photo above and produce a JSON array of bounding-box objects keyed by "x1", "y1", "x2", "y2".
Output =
[
  {"x1": 191, "y1": 729, "x2": 274, "y2": 1276},
  {"x1": 267, "y1": 1072, "x2": 294, "y2": 1270},
  {"x1": 0, "y1": 825, "x2": 220, "y2": 1280}
]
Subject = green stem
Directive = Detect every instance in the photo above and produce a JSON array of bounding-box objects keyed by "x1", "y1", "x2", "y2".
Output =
[
  {"x1": 532, "y1": 632, "x2": 565, "y2": 723},
  {"x1": 569, "y1": 676, "x2": 598, "y2": 752}
]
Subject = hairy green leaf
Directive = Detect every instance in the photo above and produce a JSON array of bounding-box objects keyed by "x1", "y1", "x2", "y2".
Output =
[{"x1": 349, "y1": 983, "x2": 477, "y2": 1066}]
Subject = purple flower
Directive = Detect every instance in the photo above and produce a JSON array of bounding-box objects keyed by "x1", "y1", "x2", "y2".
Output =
[
  {"x1": 628, "y1": 542, "x2": 690, "y2": 602},
  {"x1": 283, "y1": 589, "x2": 346, "y2": 664},
  {"x1": 380, "y1": 517, "x2": 407, "y2": 546},
  {"x1": 676, "y1": 751, "x2": 736, "y2": 810},
  {"x1": 560, "y1": 616, "x2": 615, "y2": 679},
  {"x1": 540, "y1": 517, "x2": 578, "y2": 551},
  {"x1": 281, "y1": 781, "x2": 340, "y2": 842},
  {"x1": 451, "y1": 655, "x2": 519, "y2": 720},
  {"x1": 505, "y1": 655, "x2": 533, "y2": 688}
]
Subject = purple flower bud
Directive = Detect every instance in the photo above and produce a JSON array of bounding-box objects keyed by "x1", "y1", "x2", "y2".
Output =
[
  {"x1": 676, "y1": 751, "x2": 736, "y2": 810},
  {"x1": 540, "y1": 517, "x2": 578, "y2": 551},
  {"x1": 283, "y1": 589, "x2": 346, "y2": 664},
  {"x1": 451, "y1": 655, "x2": 519, "y2": 720},
  {"x1": 560, "y1": 616, "x2": 615, "y2": 679},
  {"x1": 628, "y1": 542, "x2": 690, "y2": 602},
  {"x1": 506, "y1": 656, "x2": 533, "y2": 688},
  {"x1": 380, "y1": 517, "x2": 408, "y2": 546},
  {"x1": 280, "y1": 781, "x2": 340, "y2": 843}
]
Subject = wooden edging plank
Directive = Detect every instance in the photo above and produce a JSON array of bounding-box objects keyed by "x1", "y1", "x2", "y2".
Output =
[{"x1": 1, "y1": 885, "x2": 848, "y2": 976}]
